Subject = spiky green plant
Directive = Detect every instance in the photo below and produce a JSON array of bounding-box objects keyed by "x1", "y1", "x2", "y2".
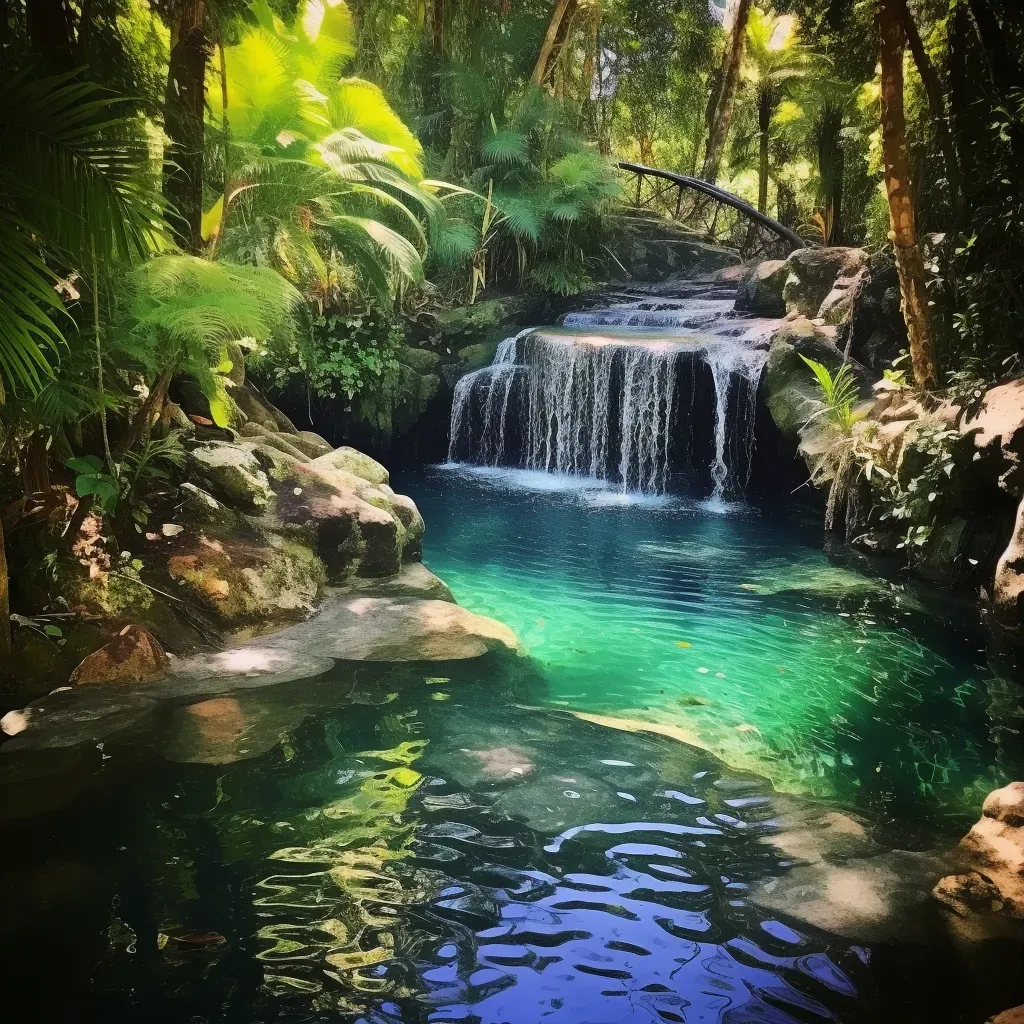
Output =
[{"x1": 800, "y1": 354, "x2": 860, "y2": 434}]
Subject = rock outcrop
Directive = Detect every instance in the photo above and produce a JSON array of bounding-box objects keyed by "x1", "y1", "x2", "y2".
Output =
[
  {"x1": 934, "y1": 782, "x2": 1024, "y2": 919},
  {"x1": 782, "y1": 247, "x2": 866, "y2": 319},
  {"x1": 69, "y1": 625, "x2": 169, "y2": 686},
  {"x1": 734, "y1": 259, "x2": 787, "y2": 317}
]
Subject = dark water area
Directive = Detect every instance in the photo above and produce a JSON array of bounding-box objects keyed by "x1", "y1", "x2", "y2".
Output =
[{"x1": 1, "y1": 467, "x2": 1023, "y2": 1022}]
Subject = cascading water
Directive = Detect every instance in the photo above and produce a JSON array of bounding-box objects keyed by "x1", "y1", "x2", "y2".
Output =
[{"x1": 447, "y1": 282, "x2": 775, "y2": 500}]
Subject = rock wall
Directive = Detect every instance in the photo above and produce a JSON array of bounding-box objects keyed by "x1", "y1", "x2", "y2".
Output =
[{"x1": 753, "y1": 246, "x2": 1018, "y2": 597}]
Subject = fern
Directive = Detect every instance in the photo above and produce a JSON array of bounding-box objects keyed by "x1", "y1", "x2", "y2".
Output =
[
  {"x1": 481, "y1": 130, "x2": 531, "y2": 167},
  {"x1": 800, "y1": 354, "x2": 860, "y2": 434}
]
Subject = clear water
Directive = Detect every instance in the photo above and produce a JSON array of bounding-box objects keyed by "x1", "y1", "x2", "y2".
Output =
[
  {"x1": 1, "y1": 467, "x2": 1022, "y2": 1022},
  {"x1": 406, "y1": 465, "x2": 1018, "y2": 824}
]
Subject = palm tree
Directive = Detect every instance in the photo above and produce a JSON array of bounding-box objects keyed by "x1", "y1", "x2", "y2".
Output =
[
  {"x1": 208, "y1": 0, "x2": 440, "y2": 304},
  {"x1": 741, "y1": 8, "x2": 811, "y2": 214},
  {"x1": 0, "y1": 66, "x2": 164, "y2": 401},
  {"x1": 0, "y1": 64, "x2": 166, "y2": 655}
]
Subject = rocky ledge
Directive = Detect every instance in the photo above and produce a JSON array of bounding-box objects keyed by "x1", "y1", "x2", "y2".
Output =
[{"x1": 1, "y1": 428, "x2": 519, "y2": 769}]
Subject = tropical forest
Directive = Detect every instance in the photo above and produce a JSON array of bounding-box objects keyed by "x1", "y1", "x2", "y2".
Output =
[{"x1": 2, "y1": 0, "x2": 1024, "y2": 1019}]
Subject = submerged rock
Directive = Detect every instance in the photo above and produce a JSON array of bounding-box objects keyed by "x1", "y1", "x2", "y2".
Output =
[
  {"x1": 163, "y1": 694, "x2": 314, "y2": 764},
  {"x1": 69, "y1": 625, "x2": 169, "y2": 686},
  {"x1": 934, "y1": 782, "x2": 1024, "y2": 919}
]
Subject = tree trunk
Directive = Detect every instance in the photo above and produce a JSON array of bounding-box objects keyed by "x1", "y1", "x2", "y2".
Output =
[
  {"x1": 531, "y1": 0, "x2": 574, "y2": 89},
  {"x1": 757, "y1": 89, "x2": 771, "y2": 214},
  {"x1": 25, "y1": 0, "x2": 76, "y2": 68},
  {"x1": 878, "y1": 0, "x2": 937, "y2": 390},
  {"x1": 164, "y1": 0, "x2": 209, "y2": 253},
  {"x1": 0, "y1": 514, "x2": 9, "y2": 664},
  {"x1": 968, "y1": 0, "x2": 1022, "y2": 100},
  {"x1": 893, "y1": 0, "x2": 963, "y2": 214},
  {"x1": 700, "y1": 0, "x2": 752, "y2": 184},
  {"x1": 816, "y1": 104, "x2": 844, "y2": 244}
]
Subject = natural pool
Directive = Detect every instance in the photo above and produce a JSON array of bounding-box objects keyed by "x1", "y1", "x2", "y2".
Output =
[
  {"x1": 406, "y1": 465, "x2": 1019, "y2": 825},
  {"x1": 1, "y1": 466, "x2": 1022, "y2": 1022}
]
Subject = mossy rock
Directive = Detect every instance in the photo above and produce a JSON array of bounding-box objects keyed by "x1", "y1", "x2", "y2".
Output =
[
  {"x1": 308, "y1": 447, "x2": 389, "y2": 486},
  {"x1": 763, "y1": 319, "x2": 864, "y2": 441},
  {"x1": 397, "y1": 345, "x2": 442, "y2": 374},
  {"x1": 187, "y1": 442, "x2": 274, "y2": 510},
  {"x1": 457, "y1": 341, "x2": 499, "y2": 373},
  {"x1": 167, "y1": 534, "x2": 325, "y2": 627}
]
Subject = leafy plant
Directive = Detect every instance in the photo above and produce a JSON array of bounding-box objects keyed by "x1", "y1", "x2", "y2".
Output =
[
  {"x1": 112, "y1": 254, "x2": 302, "y2": 427},
  {"x1": 252, "y1": 304, "x2": 405, "y2": 405},
  {"x1": 800, "y1": 354, "x2": 860, "y2": 434},
  {"x1": 874, "y1": 424, "x2": 962, "y2": 550},
  {"x1": 66, "y1": 455, "x2": 120, "y2": 514},
  {"x1": 211, "y1": 0, "x2": 445, "y2": 304},
  {"x1": 0, "y1": 65, "x2": 164, "y2": 400}
]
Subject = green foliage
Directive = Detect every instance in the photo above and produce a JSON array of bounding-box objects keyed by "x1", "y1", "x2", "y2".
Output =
[
  {"x1": 252, "y1": 304, "x2": 404, "y2": 404},
  {"x1": 212, "y1": 0, "x2": 443, "y2": 303},
  {"x1": 874, "y1": 425, "x2": 962, "y2": 551},
  {"x1": 437, "y1": 92, "x2": 621, "y2": 297},
  {"x1": 800, "y1": 354, "x2": 859, "y2": 434},
  {"x1": 0, "y1": 65, "x2": 165, "y2": 400}
]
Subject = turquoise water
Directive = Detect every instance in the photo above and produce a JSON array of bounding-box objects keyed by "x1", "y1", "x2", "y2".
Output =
[
  {"x1": 1, "y1": 464, "x2": 1022, "y2": 1022},
  {"x1": 402, "y1": 465, "x2": 1019, "y2": 825}
]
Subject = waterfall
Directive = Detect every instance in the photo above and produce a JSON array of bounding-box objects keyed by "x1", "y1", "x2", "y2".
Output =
[{"x1": 447, "y1": 293, "x2": 772, "y2": 500}]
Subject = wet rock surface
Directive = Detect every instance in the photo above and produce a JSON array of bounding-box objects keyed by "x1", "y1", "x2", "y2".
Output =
[
  {"x1": 935, "y1": 782, "x2": 1024, "y2": 919},
  {"x1": 69, "y1": 625, "x2": 169, "y2": 686}
]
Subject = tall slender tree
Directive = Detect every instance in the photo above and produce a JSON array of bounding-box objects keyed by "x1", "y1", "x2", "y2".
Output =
[
  {"x1": 701, "y1": 0, "x2": 752, "y2": 184},
  {"x1": 532, "y1": 0, "x2": 576, "y2": 89},
  {"x1": 163, "y1": 0, "x2": 209, "y2": 252},
  {"x1": 742, "y1": 8, "x2": 809, "y2": 214},
  {"x1": 893, "y1": 0, "x2": 963, "y2": 215},
  {"x1": 877, "y1": 0, "x2": 936, "y2": 389}
]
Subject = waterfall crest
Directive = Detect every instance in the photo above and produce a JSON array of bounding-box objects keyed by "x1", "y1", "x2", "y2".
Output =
[{"x1": 447, "y1": 290, "x2": 771, "y2": 500}]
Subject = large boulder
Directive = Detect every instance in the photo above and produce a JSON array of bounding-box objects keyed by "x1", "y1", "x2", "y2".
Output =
[
  {"x1": 70, "y1": 625, "x2": 169, "y2": 686},
  {"x1": 934, "y1": 782, "x2": 1024, "y2": 919},
  {"x1": 834, "y1": 252, "x2": 906, "y2": 372},
  {"x1": 782, "y1": 247, "x2": 866, "y2": 318},
  {"x1": 734, "y1": 259, "x2": 787, "y2": 317},
  {"x1": 993, "y1": 497, "x2": 1024, "y2": 631},
  {"x1": 962, "y1": 379, "x2": 1024, "y2": 498},
  {"x1": 187, "y1": 443, "x2": 273, "y2": 509},
  {"x1": 762, "y1": 318, "x2": 863, "y2": 441}
]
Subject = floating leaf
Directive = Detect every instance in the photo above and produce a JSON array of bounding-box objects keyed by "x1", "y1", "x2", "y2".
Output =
[{"x1": 676, "y1": 641, "x2": 692, "y2": 649}]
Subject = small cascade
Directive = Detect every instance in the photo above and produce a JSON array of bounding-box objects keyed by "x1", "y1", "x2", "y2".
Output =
[{"x1": 447, "y1": 285, "x2": 774, "y2": 499}]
